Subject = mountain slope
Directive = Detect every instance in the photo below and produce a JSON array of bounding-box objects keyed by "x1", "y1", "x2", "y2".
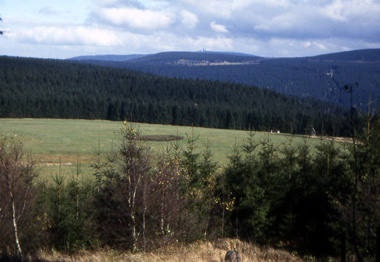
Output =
[
  {"x1": 71, "y1": 49, "x2": 380, "y2": 109},
  {"x1": 70, "y1": 54, "x2": 146, "y2": 62},
  {"x1": 0, "y1": 56, "x2": 351, "y2": 136},
  {"x1": 126, "y1": 51, "x2": 260, "y2": 64},
  {"x1": 309, "y1": 48, "x2": 380, "y2": 62}
]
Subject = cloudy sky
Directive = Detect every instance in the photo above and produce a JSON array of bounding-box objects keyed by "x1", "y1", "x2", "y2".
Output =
[{"x1": 1, "y1": 0, "x2": 380, "y2": 59}]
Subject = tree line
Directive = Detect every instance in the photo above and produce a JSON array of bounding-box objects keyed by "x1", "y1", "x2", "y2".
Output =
[
  {"x1": 1, "y1": 114, "x2": 379, "y2": 261},
  {"x1": 0, "y1": 56, "x2": 353, "y2": 136}
]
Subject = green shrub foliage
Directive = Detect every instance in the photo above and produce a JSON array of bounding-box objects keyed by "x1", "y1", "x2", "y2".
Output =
[
  {"x1": 1, "y1": 115, "x2": 380, "y2": 260},
  {"x1": 45, "y1": 168, "x2": 96, "y2": 253},
  {"x1": 0, "y1": 136, "x2": 41, "y2": 257}
]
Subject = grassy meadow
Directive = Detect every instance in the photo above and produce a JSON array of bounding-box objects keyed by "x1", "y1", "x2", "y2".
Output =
[{"x1": 1, "y1": 118, "x2": 333, "y2": 179}]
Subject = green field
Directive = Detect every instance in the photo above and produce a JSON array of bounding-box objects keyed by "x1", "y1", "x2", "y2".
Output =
[{"x1": 0, "y1": 118, "x2": 331, "y2": 178}]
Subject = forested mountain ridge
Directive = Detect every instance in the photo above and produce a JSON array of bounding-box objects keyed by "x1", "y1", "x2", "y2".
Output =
[
  {"x1": 69, "y1": 51, "x2": 258, "y2": 63},
  {"x1": 0, "y1": 56, "x2": 351, "y2": 136},
  {"x1": 70, "y1": 54, "x2": 146, "y2": 62},
  {"x1": 70, "y1": 49, "x2": 380, "y2": 110},
  {"x1": 119, "y1": 51, "x2": 260, "y2": 65},
  {"x1": 310, "y1": 48, "x2": 380, "y2": 62}
]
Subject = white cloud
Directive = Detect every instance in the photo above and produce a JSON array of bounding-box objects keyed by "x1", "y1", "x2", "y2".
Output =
[
  {"x1": 303, "y1": 41, "x2": 327, "y2": 51},
  {"x1": 182, "y1": 0, "x2": 235, "y2": 19},
  {"x1": 321, "y1": 0, "x2": 347, "y2": 22},
  {"x1": 181, "y1": 10, "x2": 198, "y2": 29},
  {"x1": 210, "y1": 21, "x2": 228, "y2": 33},
  {"x1": 319, "y1": 0, "x2": 380, "y2": 24},
  {"x1": 38, "y1": 6, "x2": 59, "y2": 15},
  {"x1": 249, "y1": 0, "x2": 380, "y2": 42},
  {"x1": 181, "y1": 0, "x2": 290, "y2": 19},
  {"x1": 252, "y1": 0, "x2": 290, "y2": 8},
  {"x1": 139, "y1": 0, "x2": 170, "y2": 9},
  {"x1": 11, "y1": 26, "x2": 124, "y2": 47},
  {"x1": 2, "y1": 0, "x2": 380, "y2": 58},
  {"x1": 185, "y1": 36, "x2": 233, "y2": 51},
  {"x1": 95, "y1": 7, "x2": 173, "y2": 30},
  {"x1": 94, "y1": 0, "x2": 136, "y2": 7}
]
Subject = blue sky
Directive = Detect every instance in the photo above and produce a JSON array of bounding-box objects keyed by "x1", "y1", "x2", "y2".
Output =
[{"x1": 1, "y1": 0, "x2": 380, "y2": 59}]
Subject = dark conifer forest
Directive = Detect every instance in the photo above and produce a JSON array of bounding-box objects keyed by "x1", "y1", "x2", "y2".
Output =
[
  {"x1": 71, "y1": 49, "x2": 380, "y2": 110},
  {"x1": 0, "y1": 56, "x2": 352, "y2": 136}
]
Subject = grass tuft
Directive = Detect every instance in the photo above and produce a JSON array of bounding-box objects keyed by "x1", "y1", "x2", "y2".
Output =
[{"x1": 34, "y1": 239, "x2": 307, "y2": 262}]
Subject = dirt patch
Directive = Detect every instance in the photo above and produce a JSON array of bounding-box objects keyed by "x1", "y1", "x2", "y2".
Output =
[
  {"x1": 310, "y1": 135, "x2": 353, "y2": 143},
  {"x1": 137, "y1": 135, "x2": 184, "y2": 142},
  {"x1": 37, "y1": 162, "x2": 73, "y2": 167}
]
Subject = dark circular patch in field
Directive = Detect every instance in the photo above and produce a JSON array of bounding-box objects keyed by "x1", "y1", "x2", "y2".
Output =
[{"x1": 137, "y1": 135, "x2": 184, "y2": 142}]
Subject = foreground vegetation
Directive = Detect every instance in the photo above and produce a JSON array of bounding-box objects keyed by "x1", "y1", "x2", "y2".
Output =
[
  {"x1": 30, "y1": 239, "x2": 306, "y2": 262},
  {"x1": 1, "y1": 115, "x2": 379, "y2": 261}
]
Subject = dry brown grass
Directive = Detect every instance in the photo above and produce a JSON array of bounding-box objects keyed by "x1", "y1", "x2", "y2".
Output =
[{"x1": 35, "y1": 239, "x2": 307, "y2": 262}]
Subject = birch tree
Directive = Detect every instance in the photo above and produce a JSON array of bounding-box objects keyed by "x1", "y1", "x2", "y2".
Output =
[
  {"x1": 119, "y1": 123, "x2": 152, "y2": 251},
  {"x1": 0, "y1": 135, "x2": 38, "y2": 260},
  {"x1": 94, "y1": 122, "x2": 153, "y2": 250}
]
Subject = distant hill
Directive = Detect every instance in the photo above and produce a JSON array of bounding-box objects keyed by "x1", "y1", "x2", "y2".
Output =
[
  {"x1": 70, "y1": 49, "x2": 380, "y2": 110},
  {"x1": 0, "y1": 56, "x2": 351, "y2": 136},
  {"x1": 70, "y1": 54, "x2": 146, "y2": 62},
  {"x1": 309, "y1": 49, "x2": 380, "y2": 62},
  {"x1": 126, "y1": 51, "x2": 262, "y2": 65},
  {"x1": 70, "y1": 51, "x2": 260, "y2": 64}
]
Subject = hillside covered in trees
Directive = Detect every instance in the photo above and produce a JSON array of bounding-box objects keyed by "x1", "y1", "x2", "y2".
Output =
[
  {"x1": 0, "y1": 56, "x2": 352, "y2": 136},
  {"x1": 71, "y1": 49, "x2": 380, "y2": 110}
]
